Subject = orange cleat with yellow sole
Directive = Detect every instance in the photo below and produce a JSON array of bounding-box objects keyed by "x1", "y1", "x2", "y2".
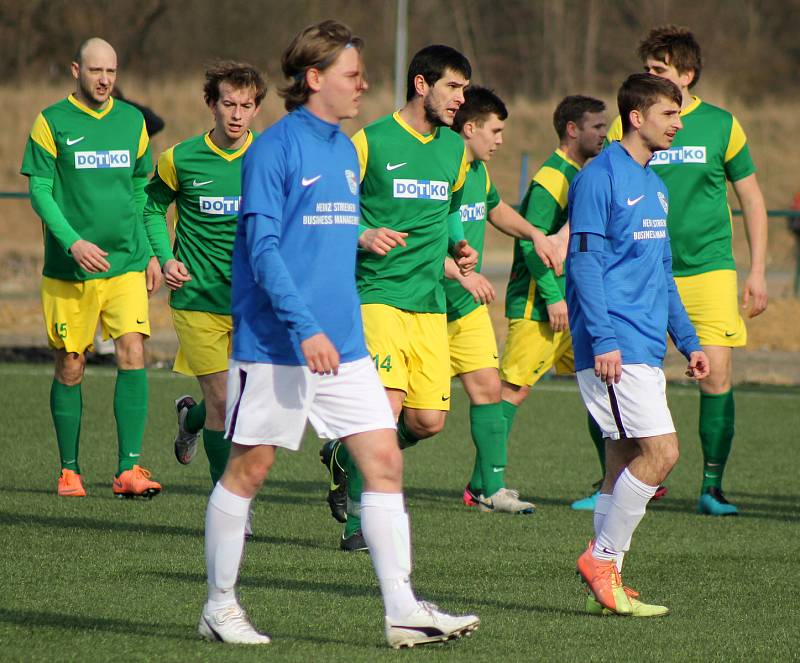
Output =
[
  {"x1": 576, "y1": 543, "x2": 632, "y2": 615},
  {"x1": 113, "y1": 465, "x2": 161, "y2": 499},
  {"x1": 57, "y1": 469, "x2": 86, "y2": 497}
]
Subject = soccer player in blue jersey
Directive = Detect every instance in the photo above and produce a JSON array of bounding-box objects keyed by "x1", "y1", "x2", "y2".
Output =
[
  {"x1": 569, "y1": 74, "x2": 709, "y2": 617},
  {"x1": 198, "y1": 20, "x2": 479, "y2": 648}
]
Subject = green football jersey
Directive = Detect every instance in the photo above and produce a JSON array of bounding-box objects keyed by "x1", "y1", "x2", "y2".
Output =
[
  {"x1": 144, "y1": 131, "x2": 255, "y2": 315},
  {"x1": 606, "y1": 97, "x2": 756, "y2": 276},
  {"x1": 353, "y1": 112, "x2": 468, "y2": 313},
  {"x1": 505, "y1": 149, "x2": 579, "y2": 321},
  {"x1": 444, "y1": 160, "x2": 500, "y2": 321},
  {"x1": 20, "y1": 94, "x2": 152, "y2": 281}
]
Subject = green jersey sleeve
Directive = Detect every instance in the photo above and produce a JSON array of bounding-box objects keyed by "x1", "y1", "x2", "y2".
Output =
[
  {"x1": 723, "y1": 116, "x2": 756, "y2": 182},
  {"x1": 520, "y1": 185, "x2": 563, "y2": 304},
  {"x1": 29, "y1": 176, "x2": 81, "y2": 252},
  {"x1": 143, "y1": 173, "x2": 177, "y2": 266}
]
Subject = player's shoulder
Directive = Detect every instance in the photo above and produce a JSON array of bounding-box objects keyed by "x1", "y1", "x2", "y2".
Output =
[
  {"x1": 362, "y1": 113, "x2": 397, "y2": 138},
  {"x1": 109, "y1": 97, "x2": 146, "y2": 123},
  {"x1": 572, "y1": 147, "x2": 614, "y2": 191},
  {"x1": 171, "y1": 132, "x2": 207, "y2": 155},
  {"x1": 438, "y1": 125, "x2": 466, "y2": 148}
]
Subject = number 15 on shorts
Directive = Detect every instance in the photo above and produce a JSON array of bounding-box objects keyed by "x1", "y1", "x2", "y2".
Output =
[{"x1": 373, "y1": 353, "x2": 392, "y2": 373}]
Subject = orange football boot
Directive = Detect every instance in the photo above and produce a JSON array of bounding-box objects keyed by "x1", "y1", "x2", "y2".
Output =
[
  {"x1": 57, "y1": 469, "x2": 86, "y2": 497},
  {"x1": 113, "y1": 465, "x2": 161, "y2": 499},
  {"x1": 576, "y1": 542, "x2": 632, "y2": 615}
]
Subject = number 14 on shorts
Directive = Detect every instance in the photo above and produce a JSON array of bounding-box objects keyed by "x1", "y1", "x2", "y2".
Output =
[{"x1": 373, "y1": 353, "x2": 392, "y2": 373}]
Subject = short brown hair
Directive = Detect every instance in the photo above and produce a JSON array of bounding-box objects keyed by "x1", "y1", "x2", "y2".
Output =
[
  {"x1": 618, "y1": 73, "x2": 682, "y2": 133},
  {"x1": 553, "y1": 95, "x2": 606, "y2": 140},
  {"x1": 203, "y1": 61, "x2": 267, "y2": 107},
  {"x1": 280, "y1": 19, "x2": 363, "y2": 112},
  {"x1": 452, "y1": 86, "x2": 507, "y2": 134},
  {"x1": 638, "y1": 25, "x2": 703, "y2": 88}
]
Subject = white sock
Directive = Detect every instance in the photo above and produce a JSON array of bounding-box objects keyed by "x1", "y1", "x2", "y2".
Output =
[
  {"x1": 205, "y1": 482, "x2": 251, "y2": 610},
  {"x1": 594, "y1": 468, "x2": 656, "y2": 564},
  {"x1": 593, "y1": 493, "x2": 628, "y2": 572},
  {"x1": 360, "y1": 491, "x2": 418, "y2": 619}
]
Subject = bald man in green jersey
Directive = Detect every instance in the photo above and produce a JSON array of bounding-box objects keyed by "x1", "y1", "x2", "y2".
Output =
[
  {"x1": 605, "y1": 26, "x2": 768, "y2": 516},
  {"x1": 21, "y1": 38, "x2": 163, "y2": 499},
  {"x1": 143, "y1": 63, "x2": 266, "y2": 510}
]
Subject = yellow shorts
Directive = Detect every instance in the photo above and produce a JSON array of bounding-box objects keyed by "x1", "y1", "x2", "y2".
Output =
[
  {"x1": 674, "y1": 269, "x2": 747, "y2": 347},
  {"x1": 172, "y1": 309, "x2": 233, "y2": 376},
  {"x1": 500, "y1": 318, "x2": 574, "y2": 387},
  {"x1": 448, "y1": 305, "x2": 498, "y2": 377},
  {"x1": 361, "y1": 303, "x2": 450, "y2": 411},
  {"x1": 41, "y1": 271, "x2": 149, "y2": 354}
]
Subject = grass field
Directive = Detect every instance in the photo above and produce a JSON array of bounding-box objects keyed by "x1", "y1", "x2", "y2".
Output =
[{"x1": 1, "y1": 363, "x2": 798, "y2": 661}]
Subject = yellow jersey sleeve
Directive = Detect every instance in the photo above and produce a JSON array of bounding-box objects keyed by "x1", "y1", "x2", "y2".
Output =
[
  {"x1": 351, "y1": 129, "x2": 368, "y2": 183},
  {"x1": 156, "y1": 146, "x2": 179, "y2": 191},
  {"x1": 31, "y1": 113, "x2": 57, "y2": 158},
  {"x1": 453, "y1": 145, "x2": 469, "y2": 192},
  {"x1": 724, "y1": 116, "x2": 748, "y2": 163}
]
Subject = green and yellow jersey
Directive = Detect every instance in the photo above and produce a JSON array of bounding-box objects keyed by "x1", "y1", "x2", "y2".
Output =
[
  {"x1": 20, "y1": 94, "x2": 152, "y2": 281},
  {"x1": 505, "y1": 149, "x2": 579, "y2": 321},
  {"x1": 444, "y1": 160, "x2": 500, "y2": 321},
  {"x1": 606, "y1": 97, "x2": 756, "y2": 276},
  {"x1": 353, "y1": 112, "x2": 469, "y2": 313},
  {"x1": 143, "y1": 131, "x2": 254, "y2": 315}
]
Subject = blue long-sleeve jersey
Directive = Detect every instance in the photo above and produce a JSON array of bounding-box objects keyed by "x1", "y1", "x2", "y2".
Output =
[
  {"x1": 231, "y1": 106, "x2": 367, "y2": 365},
  {"x1": 566, "y1": 141, "x2": 700, "y2": 371}
]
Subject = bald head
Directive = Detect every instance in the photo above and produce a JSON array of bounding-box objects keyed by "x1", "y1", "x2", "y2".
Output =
[
  {"x1": 74, "y1": 37, "x2": 117, "y2": 67},
  {"x1": 71, "y1": 38, "x2": 117, "y2": 110}
]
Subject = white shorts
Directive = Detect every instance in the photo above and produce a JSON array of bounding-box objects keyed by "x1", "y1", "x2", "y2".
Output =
[
  {"x1": 225, "y1": 356, "x2": 396, "y2": 450},
  {"x1": 576, "y1": 364, "x2": 675, "y2": 441}
]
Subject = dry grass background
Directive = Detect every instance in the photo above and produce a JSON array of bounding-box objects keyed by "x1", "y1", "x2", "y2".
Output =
[{"x1": 2, "y1": 80, "x2": 799, "y2": 380}]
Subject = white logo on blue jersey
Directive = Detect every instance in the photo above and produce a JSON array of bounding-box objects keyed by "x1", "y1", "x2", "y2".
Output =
[
  {"x1": 459, "y1": 202, "x2": 486, "y2": 222},
  {"x1": 650, "y1": 146, "x2": 706, "y2": 165},
  {"x1": 199, "y1": 196, "x2": 240, "y2": 215},
  {"x1": 393, "y1": 179, "x2": 449, "y2": 201},
  {"x1": 345, "y1": 169, "x2": 358, "y2": 195},
  {"x1": 74, "y1": 150, "x2": 130, "y2": 169},
  {"x1": 657, "y1": 191, "x2": 669, "y2": 214}
]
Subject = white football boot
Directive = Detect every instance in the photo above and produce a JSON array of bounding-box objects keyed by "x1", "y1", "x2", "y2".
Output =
[
  {"x1": 198, "y1": 603, "x2": 271, "y2": 644},
  {"x1": 384, "y1": 601, "x2": 479, "y2": 648},
  {"x1": 478, "y1": 487, "x2": 536, "y2": 514}
]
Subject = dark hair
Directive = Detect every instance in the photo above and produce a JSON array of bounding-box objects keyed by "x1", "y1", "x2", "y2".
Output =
[
  {"x1": 405, "y1": 45, "x2": 471, "y2": 102},
  {"x1": 618, "y1": 73, "x2": 682, "y2": 133},
  {"x1": 452, "y1": 86, "x2": 507, "y2": 133},
  {"x1": 280, "y1": 19, "x2": 363, "y2": 112},
  {"x1": 204, "y1": 61, "x2": 267, "y2": 107},
  {"x1": 638, "y1": 25, "x2": 702, "y2": 88},
  {"x1": 552, "y1": 95, "x2": 606, "y2": 140}
]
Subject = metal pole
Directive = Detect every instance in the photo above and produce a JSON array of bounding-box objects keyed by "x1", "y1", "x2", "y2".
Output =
[{"x1": 394, "y1": 0, "x2": 408, "y2": 110}]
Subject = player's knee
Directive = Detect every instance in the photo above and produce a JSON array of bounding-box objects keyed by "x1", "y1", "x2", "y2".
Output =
[
  {"x1": 55, "y1": 352, "x2": 85, "y2": 385},
  {"x1": 501, "y1": 382, "x2": 528, "y2": 406},
  {"x1": 662, "y1": 443, "x2": 680, "y2": 473},
  {"x1": 114, "y1": 333, "x2": 145, "y2": 369},
  {"x1": 409, "y1": 414, "x2": 445, "y2": 438}
]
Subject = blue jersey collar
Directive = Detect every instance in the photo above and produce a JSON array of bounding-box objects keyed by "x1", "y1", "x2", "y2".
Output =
[{"x1": 296, "y1": 105, "x2": 340, "y2": 141}]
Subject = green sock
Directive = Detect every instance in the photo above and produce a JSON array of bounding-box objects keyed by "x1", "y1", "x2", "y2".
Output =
[
  {"x1": 699, "y1": 390, "x2": 735, "y2": 492},
  {"x1": 470, "y1": 402, "x2": 507, "y2": 498},
  {"x1": 468, "y1": 451, "x2": 482, "y2": 494},
  {"x1": 343, "y1": 450, "x2": 363, "y2": 537},
  {"x1": 203, "y1": 428, "x2": 230, "y2": 486},
  {"x1": 114, "y1": 368, "x2": 148, "y2": 475},
  {"x1": 501, "y1": 399, "x2": 519, "y2": 441},
  {"x1": 185, "y1": 399, "x2": 206, "y2": 434},
  {"x1": 397, "y1": 410, "x2": 421, "y2": 449},
  {"x1": 50, "y1": 379, "x2": 82, "y2": 473},
  {"x1": 587, "y1": 413, "x2": 606, "y2": 477}
]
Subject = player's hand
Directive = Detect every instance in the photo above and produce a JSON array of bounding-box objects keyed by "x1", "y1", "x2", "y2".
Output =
[
  {"x1": 163, "y1": 259, "x2": 192, "y2": 291},
  {"x1": 686, "y1": 350, "x2": 710, "y2": 380},
  {"x1": 301, "y1": 333, "x2": 340, "y2": 375},
  {"x1": 69, "y1": 239, "x2": 110, "y2": 273},
  {"x1": 531, "y1": 228, "x2": 564, "y2": 277},
  {"x1": 359, "y1": 227, "x2": 408, "y2": 256},
  {"x1": 594, "y1": 349, "x2": 622, "y2": 385},
  {"x1": 145, "y1": 256, "x2": 163, "y2": 296},
  {"x1": 546, "y1": 300, "x2": 568, "y2": 332},
  {"x1": 459, "y1": 272, "x2": 495, "y2": 304},
  {"x1": 453, "y1": 240, "x2": 478, "y2": 275},
  {"x1": 741, "y1": 270, "x2": 768, "y2": 318}
]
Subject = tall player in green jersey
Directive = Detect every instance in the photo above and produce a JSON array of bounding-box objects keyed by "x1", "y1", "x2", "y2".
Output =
[
  {"x1": 606, "y1": 26, "x2": 769, "y2": 516},
  {"x1": 321, "y1": 45, "x2": 479, "y2": 551},
  {"x1": 20, "y1": 38, "x2": 163, "y2": 499},
  {"x1": 497, "y1": 95, "x2": 611, "y2": 512},
  {"x1": 143, "y1": 63, "x2": 266, "y2": 496},
  {"x1": 447, "y1": 86, "x2": 564, "y2": 514}
]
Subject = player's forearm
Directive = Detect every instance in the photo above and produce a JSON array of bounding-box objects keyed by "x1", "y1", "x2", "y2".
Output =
[
  {"x1": 520, "y1": 240, "x2": 558, "y2": 298},
  {"x1": 443, "y1": 257, "x2": 461, "y2": 280},
  {"x1": 738, "y1": 183, "x2": 768, "y2": 274},
  {"x1": 29, "y1": 175, "x2": 81, "y2": 251},
  {"x1": 245, "y1": 213, "x2": 323, "y2": 344},
  {"x1": 488, "y1": 201, "x2": 541, "y2": 240},
  {"x1": 141, "y1": 203, "x2": 174, "y2": 266}
]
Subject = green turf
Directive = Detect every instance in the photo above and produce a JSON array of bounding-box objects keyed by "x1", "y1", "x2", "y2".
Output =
[{"x1": 1, "y1": 363, "x2": 798, "y2": 661}]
